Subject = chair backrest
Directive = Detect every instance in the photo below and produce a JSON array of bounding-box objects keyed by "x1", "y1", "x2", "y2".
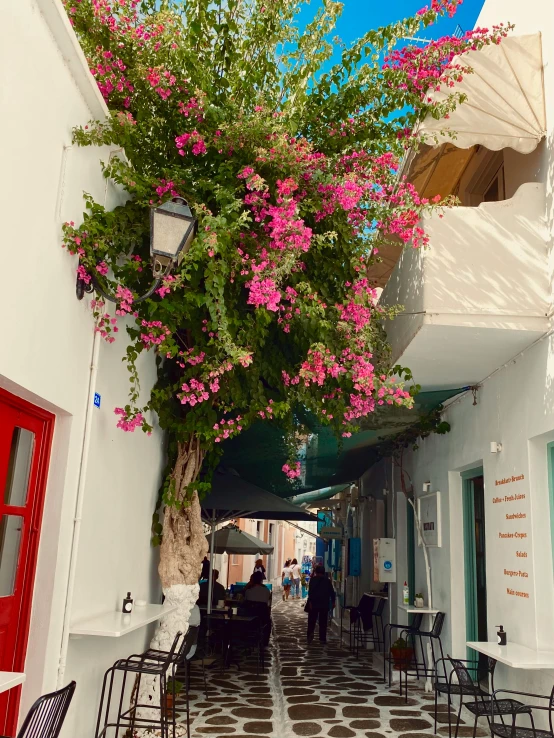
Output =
[
  {"x1": 448, "y1": 657, "x2": 477, "y2": 694},
  {"x1": 373, "y1": 598, "x2": 386, "y2": 617},
  {"x1": 165, "y1": 630, "x2": 184, "y2": 665},
  {"x1": 411, "y1": 612, "x2": 424, "y2": 630},
  {"x1": 431, "y1": 612, "x2": 445, "y2": 637},
  {"x1": 17, "y1": 681, "x2": 76, "y2": 738},
  {"x1": 183, "y1": 624, "x2": 200, "y2": 661}
]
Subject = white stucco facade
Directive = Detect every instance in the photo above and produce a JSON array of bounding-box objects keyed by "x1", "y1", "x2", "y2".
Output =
[
  {"x1": 363, "y1": 0, "x2": 554, "y2": 704},
  {"x1": 0, "y1": 0, "x2": 165, "y2": 734}
]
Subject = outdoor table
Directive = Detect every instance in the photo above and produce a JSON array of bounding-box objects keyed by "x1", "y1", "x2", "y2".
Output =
[
  {"x1": 467, "y1": 641, "x2": 554, "y2": 669},
  {"x1": 0, "y1": 673, "x2": 25, "y2": 694},
  {"x1": 201, "y1": 611, "x2": 258, "y2": 667}
]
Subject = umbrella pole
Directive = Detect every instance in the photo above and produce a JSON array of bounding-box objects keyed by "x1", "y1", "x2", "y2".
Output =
[{"x1": 207, "y1": 511, "x2": 216, "y2": 615}]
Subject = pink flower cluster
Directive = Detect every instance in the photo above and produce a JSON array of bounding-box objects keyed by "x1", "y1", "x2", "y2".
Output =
[
  {"x1": 213, "y1": 416, "x2": 243, "y2": 443},
  {"x1": 115, "y1": 285, "x2": 134, "y2": 315},
  {"x1": 145, "y1": 66, "x2": 176, "y2": 100},
  {"x1": 89, "y1": 54, "x2": 134, "y2": 105},
  {"x1": 91, "y1": 299, "x2": 119, "y2": 343},
  {"x1": 282, "y1": 462, "x2": 301, "y2": 479},
  {"x1": 175, "y1": 130, "x2": 207, "y2": 156},
  {"x1": 140, "y1": 320, "x2": 171, "y2": 349},
  {"x1": 114, "y1": 407, "x2": 146, "y2": 432}
]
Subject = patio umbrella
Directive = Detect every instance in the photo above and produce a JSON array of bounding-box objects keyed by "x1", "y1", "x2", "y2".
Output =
[
  {"x1": 202, "y1": 468, "x2": 316, "y2": 612},
  {"x1": 207, "y1": 524, "x2": 274, "y2": 555}
]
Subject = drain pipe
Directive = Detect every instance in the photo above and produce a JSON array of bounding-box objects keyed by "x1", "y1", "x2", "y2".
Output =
[{"x1": 57, "y1": 326, "x2": 101, "y2": 687}]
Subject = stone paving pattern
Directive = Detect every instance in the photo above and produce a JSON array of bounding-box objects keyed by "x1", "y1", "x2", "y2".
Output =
[{"x1": 176, "y1": 599, "x2": 487, "y2": 738}]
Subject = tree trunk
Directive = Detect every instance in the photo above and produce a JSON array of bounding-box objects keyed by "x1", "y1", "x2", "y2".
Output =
[{"x1": 136, "y1": 436, "x2": 208, "y2": 731}]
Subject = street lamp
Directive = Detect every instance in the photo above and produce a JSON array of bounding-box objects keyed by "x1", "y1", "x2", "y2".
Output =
[{"x1": 76, "y1": 197, "x2": 198, "y2": 302}]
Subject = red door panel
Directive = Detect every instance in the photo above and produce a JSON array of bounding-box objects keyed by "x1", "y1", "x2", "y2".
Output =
[{"x1": 0, "y1": 390, "x2": 54, "y2": 736}]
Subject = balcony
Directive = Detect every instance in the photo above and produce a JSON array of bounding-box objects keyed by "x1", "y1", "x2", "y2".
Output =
[{"x1": 380, "y1": 183, "x2": 549, "y2": 390}]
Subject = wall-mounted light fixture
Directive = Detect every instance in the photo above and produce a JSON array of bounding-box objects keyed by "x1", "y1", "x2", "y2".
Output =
[
  {"x1": 490, "y1": 442, "x2": 503, "y2": 453},
  {"x1": 76, "y1": 197, "x2": 198, "y2": 302}
]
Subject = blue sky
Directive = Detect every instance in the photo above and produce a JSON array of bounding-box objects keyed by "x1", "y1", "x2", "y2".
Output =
[{"x1": 325, "y1": 0, "x2": 486, "y2": 45}]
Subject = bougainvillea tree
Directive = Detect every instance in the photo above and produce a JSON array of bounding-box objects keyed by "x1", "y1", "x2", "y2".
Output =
[{"x1": 63, "y1": 0, "x2": 507, "y2": 693}]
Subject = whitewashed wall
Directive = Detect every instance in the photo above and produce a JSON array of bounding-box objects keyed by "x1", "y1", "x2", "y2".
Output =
[
  {"x1": 0, "y1": 0, "x2": 165, "y2": 734},
  {"x1": 373, "y1": 0, "x2": 554, "y2": 699}
]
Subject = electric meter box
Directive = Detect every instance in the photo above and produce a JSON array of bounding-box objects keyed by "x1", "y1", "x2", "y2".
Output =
[{"x1": 375, "y1": 538, "x2": 396, "y2": 582}]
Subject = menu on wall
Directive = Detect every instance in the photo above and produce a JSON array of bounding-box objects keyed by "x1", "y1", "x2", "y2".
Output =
[{"x1": 493, "y1": 473, "x2": 530, "y2": 599}]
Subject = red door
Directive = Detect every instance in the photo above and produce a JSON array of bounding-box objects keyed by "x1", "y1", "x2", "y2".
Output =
[{"x1": 0, "y1": 389, "x2": 54, "y2": 736}]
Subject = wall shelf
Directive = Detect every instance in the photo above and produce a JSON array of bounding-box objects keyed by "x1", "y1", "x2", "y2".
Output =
[
  {"x1": 0, "y1": 672, "x2": 25, "y2": 694},
  {"x1": 69, "y1": 604, "x2": 176, "y2": 638}
]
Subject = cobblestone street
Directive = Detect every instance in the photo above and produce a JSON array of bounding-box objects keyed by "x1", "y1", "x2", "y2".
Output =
[{"x1": 179, "y1": 600, "x2": 487, "y2": 738}]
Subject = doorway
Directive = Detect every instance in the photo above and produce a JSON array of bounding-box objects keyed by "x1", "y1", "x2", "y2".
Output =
[
  {"x1": 462, "y1": 469, "x2": 488, "y2": 680},
  {"x1": 0, "y1": 389, "x2": 54, "y2": 735}
]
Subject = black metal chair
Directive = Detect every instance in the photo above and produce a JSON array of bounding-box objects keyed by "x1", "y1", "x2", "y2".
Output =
[
  {"x1": 446, "y1": 657, "x2": 530, "y2": 738},
  {"x1": 398, "y1": 611, "x2": 446, "y2": 701},
  {"x1": 488, "y1": 686, "x2": 554, "y2": 738},
  {"x1": 95, "y1": 631, "x2": 182, "y2": 738},
  {"x1": 353, "y1": 597, "x2": 386, "y2": 657},
  {"x1": 3, "y1": 681, "x2": 76, "y2": 738},
  {"x1": 383, "y1": 612, "x2": 424, "y2": 685},
  {"x1": 143, "y1": 625, "x2": 204, "y2": 738},
  {"x1": 230, "y1": 616, "x2": 265, "y2": 675}
]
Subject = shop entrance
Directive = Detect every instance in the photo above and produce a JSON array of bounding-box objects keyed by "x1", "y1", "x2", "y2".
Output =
[
  {"x1": 0, "y1": 389, "x2": 54, "y2": 735},
  {"x1": 462, "y1": 468, "x2": 488, "y2": 681}
]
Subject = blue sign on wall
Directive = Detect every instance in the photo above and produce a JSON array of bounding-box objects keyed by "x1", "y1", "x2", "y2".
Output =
[
  {"x1": 93, "y1": 393, "x2": 101, "y2": 408},
  {"x1": 347, "y1": 537, "x2": 361, "y2": 577}
]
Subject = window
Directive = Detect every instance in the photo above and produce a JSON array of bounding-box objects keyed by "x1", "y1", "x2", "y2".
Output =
[{"x1": 466, "y1": 150, "x2": 505, "y2": 205}]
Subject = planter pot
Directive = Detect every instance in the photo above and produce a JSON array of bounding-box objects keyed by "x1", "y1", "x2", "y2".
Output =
[
  {"x1": 390, "y1": 647, "x2": 414, "y2": 671},
  {"x1": 415, "y1": 598, "x2": 424, "y2": 608}
]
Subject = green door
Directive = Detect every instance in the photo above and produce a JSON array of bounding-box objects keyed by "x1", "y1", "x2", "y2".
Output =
[{"x1": 462, "y1": 468, "x2": 487, "y2": 679}]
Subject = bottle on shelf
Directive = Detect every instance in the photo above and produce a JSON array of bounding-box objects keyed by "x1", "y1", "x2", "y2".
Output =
[
  {"x1": 402, "y1": 581, "x2": 410, "y2": 606},
  {"x1": 496, "y1": 625, "x2": 507, "y2": 645},
  {"x1": 122, "y1": 592, "x2": 134, "y2": 614}
]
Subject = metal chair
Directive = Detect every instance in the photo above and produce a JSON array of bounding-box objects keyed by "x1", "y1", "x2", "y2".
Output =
[
  {"x1": 383, "y1": 612, "x2": 424, "y2": 685},
  {"x1": 95, "y1": 631, "x2": 182, "y2": 738},
  {"x1": 353, "y1": 597, "x2": 386, "y2": 657},
  {"x1": 398, "y1": 611, "x2": 446, "y2": 702},
  {"x1": 143, "y1": 625, "x2": 204, "y2": 738},
  {"x1": 488, "y1": 686, "x2": 554, "y2": 738},
  {"x1": 447, "y1": 657, "x2": 530, "y2": 738},
  {"x1": 2, "y1": 682, "x2": 76, "y2": 738}
]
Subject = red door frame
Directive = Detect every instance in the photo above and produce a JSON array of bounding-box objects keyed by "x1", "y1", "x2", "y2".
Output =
[{"x1": 0, "y1": 387, "x2": 55, "y2": 735}]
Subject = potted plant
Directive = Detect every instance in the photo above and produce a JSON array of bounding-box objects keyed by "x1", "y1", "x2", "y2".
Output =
[
  {"x1": 165, "y1": 678, "x2": 184, "y2": 712},
  {"x1": 390, "y1": 637, "x2": 414, "y2": 670},
  {"x1": 415, "y1": 593, "x2": 424, "y2": 608}
]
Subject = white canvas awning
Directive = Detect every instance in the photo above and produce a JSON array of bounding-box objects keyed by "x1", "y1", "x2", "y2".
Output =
[{"x1": 418, "y1": 33, "x2": 546, "y2": 154}]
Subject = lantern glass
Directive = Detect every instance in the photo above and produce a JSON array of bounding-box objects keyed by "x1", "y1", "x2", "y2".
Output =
[{"x1": 150, "y1": 198, "x2": 197, "y2": 276}]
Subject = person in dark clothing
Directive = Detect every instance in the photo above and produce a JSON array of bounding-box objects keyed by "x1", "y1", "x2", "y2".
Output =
[
  {"x1": 197, "y1": 569, "x2": 226, "y2": 606},
  {"x1": 306, "y1": 565, "x2": 336, "y2": 644},
  {"x1": 253, "y1": 558, "x2": 266, "y2": 580},
  {"x1": 200, "y1": 556, "x2": 210, "y2": 581}
]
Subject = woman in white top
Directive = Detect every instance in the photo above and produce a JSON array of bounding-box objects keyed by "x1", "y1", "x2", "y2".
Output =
[
  {"x1": 290, "y1": 558, "x2": 301, "y2": 599},
  {"x1": 281, "y1": 560, "x2": 293, "y2": 601}
]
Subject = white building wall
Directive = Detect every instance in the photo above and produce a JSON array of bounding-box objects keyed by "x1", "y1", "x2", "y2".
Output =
[
  {"x1": 375, "y1": 0, "x2": 554, "y2": 700},
  {"x1": 387, "y1": 334, "x2": 554, "y2": 695},
  {"x1": 0, "y1": 0, "x2": 166, "y2": 734}
]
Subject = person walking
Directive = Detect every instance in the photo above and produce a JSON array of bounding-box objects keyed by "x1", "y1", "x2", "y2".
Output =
[
  {"x1": 306, "y1": 565, "x2": 336, "y2": 644},
  {"x1": 290, "y1": 558, "x2": 301, "y2": 599},
  {"x1": 281, "y1": 560, "x2": 293, "y2": 601},
  {"x1": 253, "y1": 558, "x2": 266, "y2": 580},
  {"x1": 200, "y1": 556, "x2": 210, "y2": 581}
]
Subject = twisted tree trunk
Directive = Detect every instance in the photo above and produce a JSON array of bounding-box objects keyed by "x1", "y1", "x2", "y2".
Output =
[{"x1": 137, "y1": 436, "x2": 208, "y2": 730}]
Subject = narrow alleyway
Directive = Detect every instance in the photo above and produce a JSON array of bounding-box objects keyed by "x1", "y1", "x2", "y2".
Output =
[{"x1": 178, "y1": 601, "x2": 487, "y2": 738}]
